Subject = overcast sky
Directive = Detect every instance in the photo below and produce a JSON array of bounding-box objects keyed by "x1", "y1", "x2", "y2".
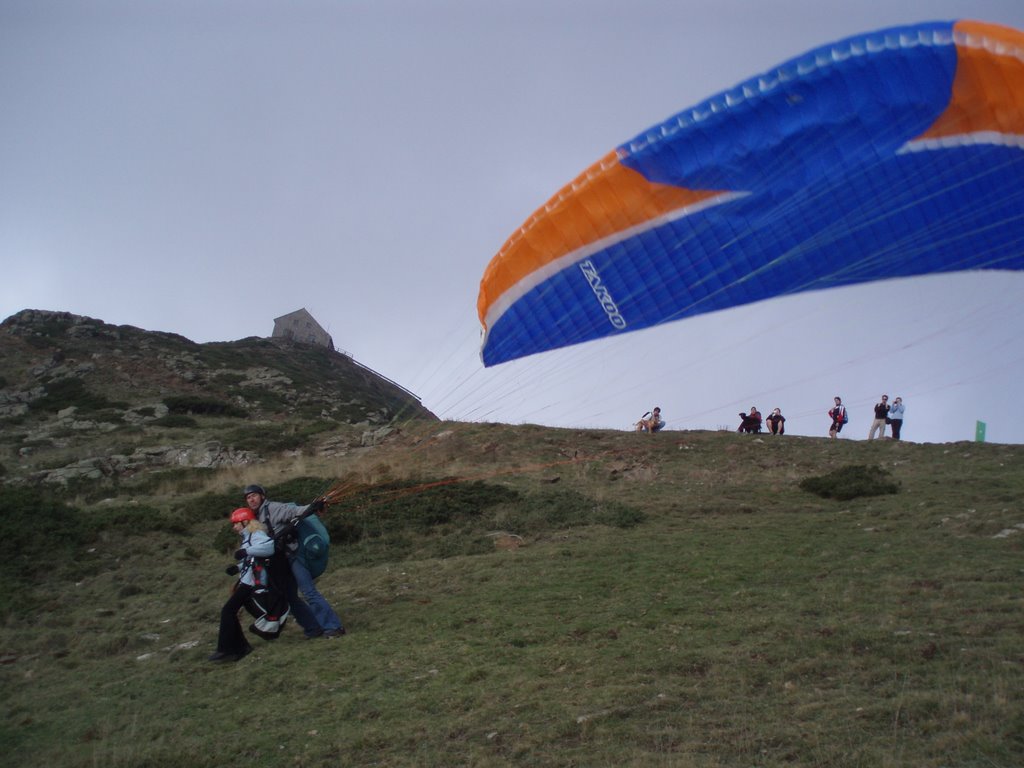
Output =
[{"x1": 3, "y1": 0, "x2": 1023, "y2": 444}]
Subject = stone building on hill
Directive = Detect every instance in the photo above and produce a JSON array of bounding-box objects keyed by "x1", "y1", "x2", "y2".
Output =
[{"x1": 272, "y1": 308, "x2": 333, "y2": 349}]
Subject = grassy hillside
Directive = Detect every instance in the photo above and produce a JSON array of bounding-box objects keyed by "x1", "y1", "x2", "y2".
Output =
[{"x1": 1, "y1": 422, "x2": 1022, "y2": 767}]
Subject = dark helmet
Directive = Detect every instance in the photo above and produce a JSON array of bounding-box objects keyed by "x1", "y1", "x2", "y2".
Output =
[{"x1": 243, "y1": 484, "x2": 266, "y2": 498}]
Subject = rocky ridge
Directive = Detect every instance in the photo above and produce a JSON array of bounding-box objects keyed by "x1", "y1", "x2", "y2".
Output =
[{"x1": 0, "y1": 309, "x2": 436, "y2": 488}]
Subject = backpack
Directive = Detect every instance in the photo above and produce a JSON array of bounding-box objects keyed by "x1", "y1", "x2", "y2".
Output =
[
  {"x1": 841, "y1": 408, "x2": 849, "y2": 424},
  {"x1": 296, "y1": 514, "x2": 330, "y2": 579}
]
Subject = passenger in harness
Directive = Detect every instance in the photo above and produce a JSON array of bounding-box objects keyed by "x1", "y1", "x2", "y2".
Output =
[{"x1": 208, "y1": 507, "x2": 288, "y2": 663}]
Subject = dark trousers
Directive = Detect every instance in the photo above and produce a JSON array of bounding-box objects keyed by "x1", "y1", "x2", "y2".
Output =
[
  {"x1": 270, "y1": 551, "x2": 322, "y2": 636},
  {"x1": 218, "y1": 583, "x2": 255, "y2": 654},
  {"x1": 890, "y1": 419, "x2": 903, "y2": 440}
]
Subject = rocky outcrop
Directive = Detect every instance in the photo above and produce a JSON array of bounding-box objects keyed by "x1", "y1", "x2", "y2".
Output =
[
  {"x1": 30, "y1": 442, "x2": 260, "y2": 486},
  {"x1": 0, "y1": 309, "x2": 437, "y2": 487}
]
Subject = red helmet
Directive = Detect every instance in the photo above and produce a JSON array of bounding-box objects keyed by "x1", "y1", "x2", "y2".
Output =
[{"x1": 230, "y1": 507, "x2": 256, "y2": 524}]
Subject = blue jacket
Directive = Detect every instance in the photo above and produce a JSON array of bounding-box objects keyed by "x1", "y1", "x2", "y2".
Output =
[
  {"x1": 236, "y1": 528, "x2": 276, "y2": 587},
  {"x1": 888, "y1": 402, "x2": 905, "y2": 420}
]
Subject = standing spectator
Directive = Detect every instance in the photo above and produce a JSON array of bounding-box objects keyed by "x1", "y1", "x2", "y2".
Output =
[
  {"x1": 765, "y1": 408, "x2": 786, "y2": 435},
  {"x1": 888, "y1": 396, "x2": 905, "y2": 440},
  {"x1": 828, "y1": 397, "x2": 847, "y2": 439},
  {"x1": 868, "y1": 395, "x2": 890, "y2": 440}
]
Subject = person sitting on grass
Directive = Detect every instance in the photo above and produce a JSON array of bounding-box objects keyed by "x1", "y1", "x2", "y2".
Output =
[
  {"x1": 737, "y1": 407, "x2": 762, "y2": 433},
  {"x1": 636, "y1": 407, "x2": 665, "y2": 433}
]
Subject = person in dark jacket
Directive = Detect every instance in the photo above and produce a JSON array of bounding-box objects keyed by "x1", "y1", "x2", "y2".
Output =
[
  {"x1": 244, "y1": 484, "x2": 345, "y2": 639},
  {"x1": 765, "y1": 408, "x2": 786, "y2": 435},
  {"x1": 737, "y1": 406, "x2": 762, "y2": 433},
  {"x1": 828, "y1": 397, "x2": 847, "y2": 439},
  {"x1": 868, "y1": 395, "x2": 890, "y2": 440}
]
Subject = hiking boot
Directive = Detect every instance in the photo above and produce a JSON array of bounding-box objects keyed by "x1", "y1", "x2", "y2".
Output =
[
  {"x1": 305, "y1": 630, "x2": 325, "y2": 639},
  {"x1": 324, "y1": 628, "x2": 346, "y2": 638}
]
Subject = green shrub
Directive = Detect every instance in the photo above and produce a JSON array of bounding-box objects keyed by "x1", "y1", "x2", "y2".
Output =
[
  {"x1": 488, "y1": 488, "x2": 643, "y2": 531},
  {"x1": 130, "y1": 467, "x2": 218, "y2": 495},
  {"x1": 152, "y1": 414, "x2": 199, "y2": 428},
  {"x1": 799, "y1": 464, "x2": 899, "y2": 500},
  {"x1": 259, "y1": 476, "x2": 335, "y2": 505},
  {"x1": 174, "y1": 489, "x2": 243, "y2": 527},
  {"x1": 163, "y1": 395, "x2": 246, "y2": 418},
  {"x1": 434, "y1": 534, "x2": 495, "y2": 558},
  {"x1": 236, "y1": 387, "x2": 291, "y2": 410},
  {"x1": 28, "y1": 377, "x2": 126, "y2": 414},
  {"x1": 325, "y1": 517, "x2": 364, "y2": 545},
  {"x1": 595, "y1": 501, "x2": 645, "y2": 528},
  {"x1": 222, "y1": 424, "x2": 306, "y2": 454},
  {"x1": 325, "y1": 480, "x2": 643, "y2": 567},
  {"x1": 62, "y1": 475, "x2": 122, "y2": 503},
  {"x1": 87, "y1": 504, "x2": 163, "y2": 532},
  {"x1": 0, "y1": 488, "x2": 89, "y2": 615},
  {"x1": 212, "y1": 524, "x2": 238, "y2": 554},
  {"x1": 331, "y1": 480, "x2": 520, "y2": 536}
]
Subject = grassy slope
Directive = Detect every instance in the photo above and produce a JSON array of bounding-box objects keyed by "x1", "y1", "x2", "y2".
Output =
[{"x1": 1, "y1": 423, "x2": 1022, "y2": 767}]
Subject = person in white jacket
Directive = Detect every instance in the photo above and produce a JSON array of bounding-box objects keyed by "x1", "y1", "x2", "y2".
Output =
[
  {"x1": 209, "y1": 507, "x2": 277, "y2": 662},
  {"x1": 888, "y1": 397, "x2": 905, "y2": 440}
]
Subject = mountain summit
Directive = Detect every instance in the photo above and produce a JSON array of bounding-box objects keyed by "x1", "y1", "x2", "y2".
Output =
[{"x1": 0, "y1": 309, "x2": 436, "y2": 487}]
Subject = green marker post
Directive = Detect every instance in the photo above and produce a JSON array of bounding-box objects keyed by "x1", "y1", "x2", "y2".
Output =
[{"x1": 975, "y1": 420, "x2": 986, "y2": 442}]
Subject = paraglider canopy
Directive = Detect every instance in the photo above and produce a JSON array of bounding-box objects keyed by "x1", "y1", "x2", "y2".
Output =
[{"x1": 478, "y1": 20, "x2": 1024, "y2": 367}]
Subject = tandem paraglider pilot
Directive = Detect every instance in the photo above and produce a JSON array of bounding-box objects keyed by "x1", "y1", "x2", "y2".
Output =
[{"x1": 244, "y1": 484, "x2": 346, "y2": 639}]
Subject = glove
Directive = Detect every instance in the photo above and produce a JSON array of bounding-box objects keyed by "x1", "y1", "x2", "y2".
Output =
[
  {"x1": 225, "y1": 564, "x2": 239, "y2": 576},
  {"x1": 307, "y1": 499, "x2": 325, "y2": 515},
  {"x1": 233, "y1": 548, "x2": 246, "y2": 560}
]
